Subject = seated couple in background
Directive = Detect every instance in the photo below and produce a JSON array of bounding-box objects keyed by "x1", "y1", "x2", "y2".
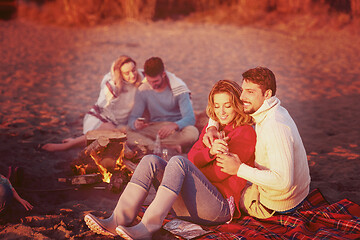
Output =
[{"x1": 42, "y1": 56, "x2": 199, "y2": 155}]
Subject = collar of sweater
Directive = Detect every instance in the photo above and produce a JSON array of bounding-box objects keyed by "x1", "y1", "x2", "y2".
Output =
[
  {"x1": 250, "y1": 96, "x2": 280, "y2": 124},
  {"x1": 141, "y1": 71, "x2": 190, "y2": 96}
]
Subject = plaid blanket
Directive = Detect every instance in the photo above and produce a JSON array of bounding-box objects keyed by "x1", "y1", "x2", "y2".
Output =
[
  {"x1": 142, "y1": 189, "x2": 360, "y2": 240},
  {"x1": 196, "y1": 189, "x2": 360, "y2": 240}
]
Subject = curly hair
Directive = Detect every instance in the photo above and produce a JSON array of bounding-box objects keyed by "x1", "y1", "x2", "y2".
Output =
[
  {"x1": 242, "y1": 67, "x2": 276, "y2": 96},
  {"x1": 206, "y1": 80, "x2": 253, "y2": 127}
]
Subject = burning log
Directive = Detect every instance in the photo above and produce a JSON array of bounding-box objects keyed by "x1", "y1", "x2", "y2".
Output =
[
  {"x1": 71, "y1": 130, "x2": 127, "y2": 174},
  {"x1": 74, "y1": 130, "x2": 135, "y2": 178},
  {"x1": 83, "y1": 135, "x2": 110, "y2": 156},
  {"x1": 81, "y1": 135, "x2": 113, "y2": 180},
  {"x1": 67, "y1": 129, "x2": 138, "y2": 192},
  {"x1": 86, "y1": 129, "x2": 128, "y2": 170}
]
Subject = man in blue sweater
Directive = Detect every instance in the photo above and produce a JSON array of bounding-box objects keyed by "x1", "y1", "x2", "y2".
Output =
[{"x1": 127, "y1": 57, "x2": 199, "y2": 154}]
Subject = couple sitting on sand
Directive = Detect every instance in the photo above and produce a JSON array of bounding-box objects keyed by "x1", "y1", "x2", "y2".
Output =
[
  {"x1": 44, "y1": 56, "x2": 311, "y2": 239},
  {"x1": 42, "y1": 56, "x2": 199, "y2": 156}
]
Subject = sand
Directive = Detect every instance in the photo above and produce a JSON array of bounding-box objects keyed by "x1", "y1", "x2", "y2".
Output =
[{"x1": 0, "y1": 18, "x2": 359, "y2": 239}]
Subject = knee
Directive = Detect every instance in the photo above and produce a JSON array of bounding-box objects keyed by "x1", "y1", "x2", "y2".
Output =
[
  {"x1": 181, "y1": 126, "x2": 200, "y2": 144},
  {"x1": 142, "y1": 154, "x2": 162, "y2": 163},
  {"x1": 167, "y1": 155, "x2": 190, "y2": 169},
  {"x1": 139, "y1": 154, "x2": 167, "y2": 168}
]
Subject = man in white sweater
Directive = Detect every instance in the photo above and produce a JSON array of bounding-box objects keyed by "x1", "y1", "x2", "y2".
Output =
[{"x1": 204, "y1": 67, "x2": 311, "y2": 219}]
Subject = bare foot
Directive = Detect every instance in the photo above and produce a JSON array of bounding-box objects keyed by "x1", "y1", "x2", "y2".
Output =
[
  {"x1": 41, "y1": 142, "x2": 71, "y2": 152},
  {"x1": 41, "y1": 136, "x2": 86, "y2": 151}
]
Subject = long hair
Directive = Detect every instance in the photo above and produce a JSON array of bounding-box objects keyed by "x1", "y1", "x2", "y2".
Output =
[
  {"x1": 111, "y1": 55, "x2": 141, "y2": 90},
  {"x1": 206, "y1": 80, "x2": 253, "y2": 127}
]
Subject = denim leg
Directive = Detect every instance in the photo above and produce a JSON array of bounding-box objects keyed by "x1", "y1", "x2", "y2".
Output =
[
  {"x1": 129, "y1": 154, "x2": 167, "y2": 192},
  {"x1": 129, "y1": 154, "x2": 230, "y2": 225},
  {"x1": 0, "y1": 183, "x2": 13, "y2": 214},
  {"x1": 161, "y1": 155, "x2": 230, "y2": 225}
]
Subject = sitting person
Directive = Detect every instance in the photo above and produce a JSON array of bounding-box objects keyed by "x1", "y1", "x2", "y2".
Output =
[
  {"x1": 0, "y1": 173, "x2": 33, "y2": 221},
  {"x1": 41, "y1": 55, "x2": 143, "y2": 152},
  {"x1": 83, "y1": 80, "x2": 256, "y2": 239},
  {"x1": 126, "y1": 56, "x2": 199, "y2": 153},
  {"x1": 204, "y1": 67, "x2": 311, "y2": 219}
]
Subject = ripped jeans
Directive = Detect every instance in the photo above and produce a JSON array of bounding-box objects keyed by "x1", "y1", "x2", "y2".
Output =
[{"x1": 130, "y1": 154, "x2": 230, "y2": 226}]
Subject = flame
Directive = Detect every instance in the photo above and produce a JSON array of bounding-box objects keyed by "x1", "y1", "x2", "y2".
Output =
[
  {"x1": 88, "y1": 142, "x2": 126, "y2": 183},
  {"x1": 90, "y1": 152, "x2": 112, "y2": 183},
  {"x1": 101, "y1": 169, "x2": 112, "y2": 183},
  {"x1": 75, "y1": 164, "x2": 87, "y2": 175},
  {"x1": 115, "y1": 143, "x2": 125, "y2": 170}
]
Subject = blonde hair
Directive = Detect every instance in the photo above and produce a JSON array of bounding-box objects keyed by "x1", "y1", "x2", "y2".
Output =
[
  {"x1": 206, "y1": 80, "x2": 253, "y2": 127},
  {"x1": 111, "y1": 55, "x2": 141, "y2": 89}
]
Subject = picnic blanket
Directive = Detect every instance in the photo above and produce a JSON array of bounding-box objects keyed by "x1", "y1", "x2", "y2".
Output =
[{"x1": 141, "y1": 188, "x2": 360, "y2": 239}]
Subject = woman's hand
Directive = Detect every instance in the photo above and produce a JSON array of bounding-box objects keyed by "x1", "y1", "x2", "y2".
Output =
[
  {"x1": 209, "y1": 139, "x2": 229, "y2": 156},
  {"x1": 202, "y1": 126, "x2": 219, "y2": 148}
]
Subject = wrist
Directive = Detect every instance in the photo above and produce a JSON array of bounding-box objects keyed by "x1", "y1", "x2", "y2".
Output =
[
  {"x1": 208, "y1": 150, "x2": 215, "y2": 158},
  {"x1": 206, "y1": 126, "x2": 217, "y2": 132}
]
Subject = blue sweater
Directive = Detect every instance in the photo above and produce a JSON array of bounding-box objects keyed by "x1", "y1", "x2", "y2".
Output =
[{"x1": 128, "y1": 84, "x2": 195, "y2": 130}]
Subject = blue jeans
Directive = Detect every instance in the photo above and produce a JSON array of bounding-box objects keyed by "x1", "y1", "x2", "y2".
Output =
[
  {"x1": 0, "y1": 182, "x2": 13, "y2": 214},
  {"x1": 130, "y1": 154, "x2": 230, "y2": 226}
]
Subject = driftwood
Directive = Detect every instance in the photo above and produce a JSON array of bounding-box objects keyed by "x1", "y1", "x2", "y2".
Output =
[
  {"x1": 82, "y1": 135, "x2": 110, "y2": 159},
  {"x1": 86, "y1": 129, "x2": 126, "y2": 144}
]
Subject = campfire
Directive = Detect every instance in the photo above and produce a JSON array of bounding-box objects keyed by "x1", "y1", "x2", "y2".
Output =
[{"x1": 62, "y1": 130, "x2": 137, "y2": 192}]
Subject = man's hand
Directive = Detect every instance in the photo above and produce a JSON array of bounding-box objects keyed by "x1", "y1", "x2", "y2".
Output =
[
  {"x1": 216, "y1": 153, "x2": 242, "y2": 175},
  {"x1": 134, "y1": 118, "x2": 149, "y2": 130},
  {"x1": 158, "y1": 122, "x2": 179, "y2": 139},
  {"x1": 203, "y1": 126, "x2": 219, "y2": 148}
]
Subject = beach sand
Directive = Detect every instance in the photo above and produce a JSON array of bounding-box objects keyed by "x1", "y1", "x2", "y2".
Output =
[{"x1": 0, "y1": 18, "x2": 359, "y2": 239}]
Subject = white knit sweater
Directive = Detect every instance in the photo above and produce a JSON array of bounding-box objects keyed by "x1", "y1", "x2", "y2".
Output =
[{"x1": 237, "y1": 96, "x2": 310, "y2": 211}]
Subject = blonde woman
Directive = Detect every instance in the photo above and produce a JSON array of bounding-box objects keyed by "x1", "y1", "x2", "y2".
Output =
[{"x1": 42, "y1": 55, "x2": 143, "y2": 151}]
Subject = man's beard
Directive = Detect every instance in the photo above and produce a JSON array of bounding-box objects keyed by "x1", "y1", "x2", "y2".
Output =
[{"x1": 152, "y1": 76, "x2": 164, "y2": 89}]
